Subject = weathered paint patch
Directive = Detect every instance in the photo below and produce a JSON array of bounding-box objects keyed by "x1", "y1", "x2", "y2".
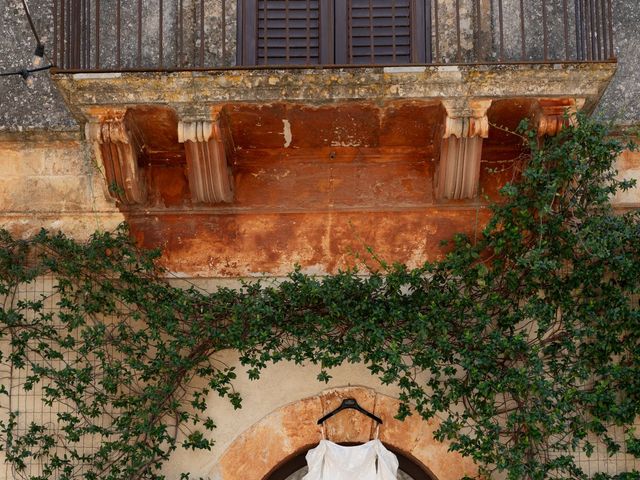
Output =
[
  {"x1": 233, "y1": 147, "x2": 434, "y2": 209},
  {"x1": 613, "y1": 146, "x2": 640, "y2": 207},
  {"x1": 127, "y1": 208, "x2": 487, "y2": 277},
  {"x1": 126, "y1": 106, "x2": 183, "y2": 158},
  {"x1": 282, "y1": 119, "x2": 292, "y2": 148}
]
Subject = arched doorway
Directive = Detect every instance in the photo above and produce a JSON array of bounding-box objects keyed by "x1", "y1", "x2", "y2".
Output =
[
  {"x1": 267, "y1": 444, "x2": 434, "y2": 480},
  {"x1": 214, "y1": 387, "x2": 477, "y2": 480}
]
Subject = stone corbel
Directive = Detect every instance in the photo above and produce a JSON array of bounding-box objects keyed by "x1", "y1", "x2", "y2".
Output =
[
  {"x1": 535, "y1": 98, "x2": 585, "y2": 136},
  {"x1": 178, "y1": 107, "x2": 234, "y2": 204},
  {"x1": 443, "y1": 99, "x2": 491, "y2": 139},
  {"x1": 437, "y1": 99, "x2": 492, "y2": 200},
  {"x1": 85, "y1": 111, "x2": 146, "y2": 205}
]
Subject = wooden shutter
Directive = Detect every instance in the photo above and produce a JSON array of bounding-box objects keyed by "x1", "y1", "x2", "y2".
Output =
[
  {"x1": 258, "y1": 0, "x2": 321, "y2": 65},
  {"x1": 239, "y1": 0, "x2": 430, "y2": 66},
  {"x1": 334, "y1": 0, "x2": 430, "y2": 65},
  {"x1": 352, "y1": 0, "x2": 411, "y2": 64}
]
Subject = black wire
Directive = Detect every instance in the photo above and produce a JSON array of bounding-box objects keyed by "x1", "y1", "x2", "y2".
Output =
[
  {"x1": 0, "y1": 0, "x2": 50, "y2": 78},
  {"x1": 20, "y1": 0, "x2": 43, "y2": 47},
  {"x1": 0, "y1": 65, "x2": 52, "y2": 78}
]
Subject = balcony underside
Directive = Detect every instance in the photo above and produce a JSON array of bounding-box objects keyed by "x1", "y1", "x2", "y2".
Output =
[
  {"x1": 50, "y1": 62, "x2": 616, "y2": 275},
  {"x1": 52, "y1": 61, "x2": 615, "y2": 201}
]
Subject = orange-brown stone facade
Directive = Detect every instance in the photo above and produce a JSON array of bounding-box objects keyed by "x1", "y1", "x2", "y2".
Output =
[
  {"x1": 214, "y1": 387, "x2": 477, "y2": 480},
  {"x1": 109, "y1": 99, "x2": 537, "y2": 277}
]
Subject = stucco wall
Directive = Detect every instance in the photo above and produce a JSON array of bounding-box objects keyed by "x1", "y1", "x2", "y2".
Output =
[
  {"x1": 0, "y1": 133, "x2": 123, "y2": 238},
  {"x1": 614, "y1": 147, "x2": 640, "y2": 209},
  {"x1": 1, "y1": 129, "x2": 637, "y2": 277},
  {"x1": 595, "y1": 0, "x2": 640, "y2": 124},
  {"x1": 0, "y1": 0, "x2": 77, "y2": 131}
]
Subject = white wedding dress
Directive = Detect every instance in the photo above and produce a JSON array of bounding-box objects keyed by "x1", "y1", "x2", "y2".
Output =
[{"x1": 302, "y1": 435, "x2": 399, "y2": 480}]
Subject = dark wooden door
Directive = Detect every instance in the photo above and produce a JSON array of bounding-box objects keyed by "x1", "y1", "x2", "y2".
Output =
[{"x1": 238, "y1": 0, "x2": 431, "y2": 66}]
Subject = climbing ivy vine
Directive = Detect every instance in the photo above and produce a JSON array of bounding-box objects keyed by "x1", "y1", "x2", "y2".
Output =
[{"x1": 0, "y1": 117, "x2": 639, "y2": 480}]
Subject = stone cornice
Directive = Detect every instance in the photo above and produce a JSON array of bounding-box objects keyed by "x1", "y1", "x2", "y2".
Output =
[{"x1": 52, "y1": 63, "x2": 616, "y2": 123}]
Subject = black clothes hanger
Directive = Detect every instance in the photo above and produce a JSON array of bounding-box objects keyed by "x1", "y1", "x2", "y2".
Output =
[{"x1": 317, "y1": 398, "x2": 383, "y2": 425}]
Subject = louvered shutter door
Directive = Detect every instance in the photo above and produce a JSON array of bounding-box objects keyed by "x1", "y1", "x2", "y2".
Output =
[
  {"x1": 239, "y1": 0, "x2": 430, "y2": 66},
  {"x1": 348, "y1": 0, "x2": 412, "y2": 64},
  {"x1": 256, "y1": 0, "x2": 321, "y2": 65}
]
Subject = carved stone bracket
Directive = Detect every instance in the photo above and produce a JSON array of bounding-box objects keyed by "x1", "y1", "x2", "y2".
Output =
[
  {"x1": 437, "y1": 99, "x2": 492, "y2": 200},
  {"x1": 85, "y1": 112, "x2": 146, "y2": 205},
  {"x1": 178, "y1": 108, "x2": 234, "y2": 204},
  {"x1": 442, "y1": 99, "x2": 491, "y2": 139},
  {"x1": 535, "y1": 98, "x2": 585, "y2": 136}
]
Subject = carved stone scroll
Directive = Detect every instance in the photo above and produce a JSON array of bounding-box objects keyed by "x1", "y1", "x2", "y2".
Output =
[
  {"x1": 536, "y1": 98, "x2": 585, "y2": 137},
  {"x1": 178, "y1": 112, "x2": 234, "y2": 204},
  {"x1": 437, "y1": 99, "x2": 492, "y2": 200},
  {"x1": 85, "y1": 114, "x2": 146, "y2": 205}
]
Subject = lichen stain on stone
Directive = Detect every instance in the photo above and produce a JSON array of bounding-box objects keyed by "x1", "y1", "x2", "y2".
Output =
[{"x1": 52, "y1": 62, "x2": 616, "y2": 117}]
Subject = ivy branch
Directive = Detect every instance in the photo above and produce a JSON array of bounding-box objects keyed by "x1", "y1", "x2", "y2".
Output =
[{"x1": 0, "y1": 116, "x2": 639, "y2": 480}]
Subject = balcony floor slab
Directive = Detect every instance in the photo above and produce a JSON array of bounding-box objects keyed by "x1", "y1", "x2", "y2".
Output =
[{"x1": 52, "y1": 63, "x2": 616, "y2": 122}]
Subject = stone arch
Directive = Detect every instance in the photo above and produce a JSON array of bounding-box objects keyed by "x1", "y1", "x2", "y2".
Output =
[{"x1": 214, "y1": 386, "x2": 478, "y2": 480}]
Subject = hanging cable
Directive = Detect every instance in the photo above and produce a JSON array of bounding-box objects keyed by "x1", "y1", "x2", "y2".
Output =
[
  {"x1": 0, "y1": 65, "x2": 52, "y2": 77},
  {"x1": 0, "y1": 65, "x2": 52, "y2": 87},
  {"x1": 20, "y1": 0, "x2": 46, "y2": 66},
  {"x1": 0, "y1": 0, "x2": 50, "y2": 86}
]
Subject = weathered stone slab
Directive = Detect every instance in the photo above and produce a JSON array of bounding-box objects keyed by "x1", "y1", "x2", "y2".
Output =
[{"x1": 52, "y1": 63, "x2": 616, "y2": 123}]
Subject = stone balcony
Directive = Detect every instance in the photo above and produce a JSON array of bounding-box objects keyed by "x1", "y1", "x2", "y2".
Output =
[
  {"x1": 48, "y1": 61, "x2": 616, "y2": 276},
  {"x1": 46, "y1": 0, "x2": 619, "y2": 276},
  {"x1": 53, "y1": 61, "x2": 615, "y2": 206}
]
